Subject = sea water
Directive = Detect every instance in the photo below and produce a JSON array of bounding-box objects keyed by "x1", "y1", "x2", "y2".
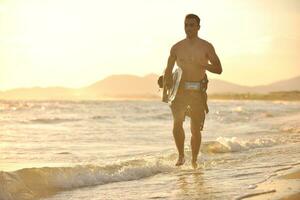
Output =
[{"x1": 0, "y1": 100, "x2": 299, "y2": 200}]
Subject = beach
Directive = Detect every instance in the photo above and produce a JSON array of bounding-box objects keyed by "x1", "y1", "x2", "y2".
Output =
[
  {"x1": 236, "y1": 168, "x2": 300, "y2": 200},
  {"x1": 0, "y1": 100, "x2": 300, "y2": 200}
]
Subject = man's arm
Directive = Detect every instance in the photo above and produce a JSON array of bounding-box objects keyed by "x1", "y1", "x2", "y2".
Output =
[
  {"x1": 164, "y1": 46, "x2": 176, "y2": 89},
  {"x1": 205, "y1": 43, "x2": 222, "y2": 74}
]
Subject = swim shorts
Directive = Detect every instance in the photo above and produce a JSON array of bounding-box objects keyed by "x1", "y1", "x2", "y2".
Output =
[{"x1": 170, "y1": 85, "x2": 206, "y2": 130}]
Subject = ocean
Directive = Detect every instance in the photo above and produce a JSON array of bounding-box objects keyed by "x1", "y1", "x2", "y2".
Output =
[{"x1": 0, "y1": 100, "x2": 300, "y2": 200}]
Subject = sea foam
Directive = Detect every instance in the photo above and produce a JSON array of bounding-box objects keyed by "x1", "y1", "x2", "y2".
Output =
[
  {"x1": 0, "y1": 159, "x2": 172, "y2": 200},
  {"x1": 202, "y1": 137, "x2": 278, "y2": 153}
]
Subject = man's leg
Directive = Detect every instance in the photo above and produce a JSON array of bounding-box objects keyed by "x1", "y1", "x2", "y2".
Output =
[
  {"x1": 173, "y1": 120, "x2": 185, "y2": 166},
  {"x1": 170, "y1": 95, "x2": 187, "y2": 166},
  {"x1": 190, "y1": 101, "x2": 205, "y2": 168},
  {"x1": 190, "y1": 118, "x2": 202, "y2": 168}
]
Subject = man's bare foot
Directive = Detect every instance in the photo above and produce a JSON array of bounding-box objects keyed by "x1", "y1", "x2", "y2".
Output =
[
  {"x1": 192, "y1": 158, "x2": 198, "y2": 169},
  {"x1": 175, "y1": 156, "x2": 185, "y2": 166}
]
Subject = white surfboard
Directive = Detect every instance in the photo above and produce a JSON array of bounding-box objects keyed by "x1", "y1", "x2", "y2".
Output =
[{"x1": 162, "y1": 67, "x2": 182, "y2": 104}]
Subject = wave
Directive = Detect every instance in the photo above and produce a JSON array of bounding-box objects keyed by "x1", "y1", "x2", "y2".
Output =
[
  {"x1": 0, "y1": 159, "x2": 173, "y2": 200},
  {"x1": 91, "y1": 115, "x2": 116, "y2": 120},
  {"x1": 124, "y1": 113, "x2": 171, "y2": 122},
  {"x1": 201, "y1": 137, "x2": 278, "y2": 153},
  {"x1": 91, "y1": 112, "x2": 170, "y2": 121},
  {"x1": 27, "y1": 117, "x2": 81, "y2": 124},
  {"x1": 0, "y1": 101, "x2": 76, "y2": 113},
  {"x1": 276, "y1": 112, "x2": 300, "y2": 135},
  {"x1": 280, "y1": 124, "x2": 300, "y2": 133},
  {"x1": 150, "y1": 113, "x2": 171, "y2": 120},
  {"x1": 0, "y1": 136, "x2": 283, "y2": 200}
]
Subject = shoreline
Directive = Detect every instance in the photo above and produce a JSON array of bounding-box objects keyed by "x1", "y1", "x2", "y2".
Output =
[
  {"x1": 1, "y1": 97, "x2": 300, "y2": 102},
  {"x1": 237, "y1": 166, "x2": 300, "y2": 200}
]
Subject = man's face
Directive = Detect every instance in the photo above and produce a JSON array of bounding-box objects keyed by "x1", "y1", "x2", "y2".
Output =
[{"x1": 184, "y1": 18, "x2": 200, "y2": 38}]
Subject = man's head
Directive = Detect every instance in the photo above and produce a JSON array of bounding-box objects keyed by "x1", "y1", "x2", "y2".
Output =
[{"x1": 184, "y1": 14, "x2": 200, "y2": 38}]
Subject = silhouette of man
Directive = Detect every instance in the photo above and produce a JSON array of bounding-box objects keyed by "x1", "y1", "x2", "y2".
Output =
[{"x1": 164, "y1": 14, "x2": 222, "y2": 168}]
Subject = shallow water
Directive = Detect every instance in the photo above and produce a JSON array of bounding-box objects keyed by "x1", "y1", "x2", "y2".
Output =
[{"x1": 0, "y1": 100, "x2": 300, "y2": 200}]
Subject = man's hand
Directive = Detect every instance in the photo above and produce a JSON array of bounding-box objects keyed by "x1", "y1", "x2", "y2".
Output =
[
  {"x1": 197, "y1": 61, "x2": 209, "y2": 69},
  {"x1": 164, "y1": 75, "x2": 173, "y2": 90},
  {"x1": 206, "y1": 43, "x2": 222, "y2": 74},
  {"x1": 204, "y1": 62, "x2": 222, "y2": 74},
  {"x1": 197, "y1": 59, "x2": 222, "y2": 74}
]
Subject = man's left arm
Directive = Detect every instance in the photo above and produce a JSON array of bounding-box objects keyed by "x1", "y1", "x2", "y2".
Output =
[{"x1": 205, "y1": 43, "x2": 222, "y2": 74}]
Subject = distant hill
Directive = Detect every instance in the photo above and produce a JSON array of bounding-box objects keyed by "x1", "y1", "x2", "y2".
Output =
[
  {"x1": 0, "y1": 73, "x2": 299, "y2": 100},
  {"x1": 84, "y1": 74, "x2": 159, "y2": 98},
  {"x1": 207, "y1": 79, "x2": 252, "y2": 94},
  {"x1": 208, "y1": 76, "x2": 300, "y2": 94},
  {"x1": 251, "y1": 76, "x2": 300, "y2": 93}
]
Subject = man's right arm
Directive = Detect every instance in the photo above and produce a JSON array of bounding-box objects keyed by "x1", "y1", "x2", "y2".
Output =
[
  {"x1": 164, "y1": 46, "x2": 176, "y2": 89},
  {"x1": 205, "y1": 43, "x2": 222, "y2": 74}
]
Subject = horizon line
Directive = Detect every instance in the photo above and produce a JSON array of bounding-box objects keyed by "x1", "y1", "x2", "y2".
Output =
[{"x1": 1, "y1": 73, "x2": 300, "y2": 92}]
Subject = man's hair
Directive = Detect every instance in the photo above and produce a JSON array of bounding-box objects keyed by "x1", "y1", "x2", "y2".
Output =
[{"x1": 185, "y1": 14, "x2": 200, "y2": 26}]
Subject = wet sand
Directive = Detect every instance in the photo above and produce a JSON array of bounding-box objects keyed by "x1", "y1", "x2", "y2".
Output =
[{"x1": 238, "y1": 167, "x2": 300, "y2": 200}]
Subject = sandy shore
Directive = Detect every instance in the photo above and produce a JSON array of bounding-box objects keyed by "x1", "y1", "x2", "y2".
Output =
[{"x1": 237, "y1": 167, "x2": 300, "y2": 200}]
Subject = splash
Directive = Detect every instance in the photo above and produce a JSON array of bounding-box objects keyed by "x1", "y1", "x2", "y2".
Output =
[
  {"x1": 0, "y1": 159, "x2": 173, "y2": 200},
  {"x1": 202, "y1": 137, "x2": 278, "y2": 153}
]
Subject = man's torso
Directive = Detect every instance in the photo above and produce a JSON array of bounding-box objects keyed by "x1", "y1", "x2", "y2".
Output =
[{"x1": 173, "y1": 38, "x2": 210, "y2": 94}]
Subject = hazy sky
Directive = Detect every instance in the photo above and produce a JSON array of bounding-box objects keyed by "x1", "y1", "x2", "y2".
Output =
[{"x1": 0, "y1": 0, "x2": 299, "y2": 90}]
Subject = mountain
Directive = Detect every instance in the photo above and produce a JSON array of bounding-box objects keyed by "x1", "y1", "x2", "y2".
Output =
[
  {"x1": 0, "y1": 74, "x2": 299, "y2": 100},
  {"x1": 82, "y1": 74, "x2": 160, "y2": 99},
  {"x1": 251, "y1": 76, "x2": 300, "y2": 93},
  {"x1": 207, "y1": 79, "x2": 252, "y2": 94},
  {"x1": 208, "y1": 76, "x2": 300, "y2": 94}
]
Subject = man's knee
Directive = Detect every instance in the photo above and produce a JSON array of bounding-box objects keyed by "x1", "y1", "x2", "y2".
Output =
[
  {"x1": 190, "y1": 122, "x2": 203, "y2": 136},
  {"x1": 173, "y1": 120, "x2": 183, "y2": 133}
]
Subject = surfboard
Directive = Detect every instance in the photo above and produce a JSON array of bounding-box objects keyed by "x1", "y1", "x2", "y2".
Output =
[{"x1": 162, "y1": 67, "x2": 182, "y2": 104}]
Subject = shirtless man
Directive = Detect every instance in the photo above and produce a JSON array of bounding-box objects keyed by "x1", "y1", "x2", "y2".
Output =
[{"x1": 164, "y1": 14, "x2": 222, "y2": 167}]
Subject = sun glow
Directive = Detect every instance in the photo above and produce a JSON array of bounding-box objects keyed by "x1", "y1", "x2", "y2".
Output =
[{"x1": 0, "y1": 0, "x2": 299, "y2": 90}]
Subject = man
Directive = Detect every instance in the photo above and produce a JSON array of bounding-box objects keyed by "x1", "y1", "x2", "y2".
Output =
[{"x1": 164, "y1": 14, "x2": 222, "y2": 168}]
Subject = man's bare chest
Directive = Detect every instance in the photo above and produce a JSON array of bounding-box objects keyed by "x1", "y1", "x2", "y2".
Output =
[{"x1": 176, "y1": 45, "x2": 207, "y2": 64}]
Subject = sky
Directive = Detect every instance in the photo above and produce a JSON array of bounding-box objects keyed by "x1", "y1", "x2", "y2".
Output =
[{"x1": 0, "y1": 0, "x2": 299, "y2": 90}]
